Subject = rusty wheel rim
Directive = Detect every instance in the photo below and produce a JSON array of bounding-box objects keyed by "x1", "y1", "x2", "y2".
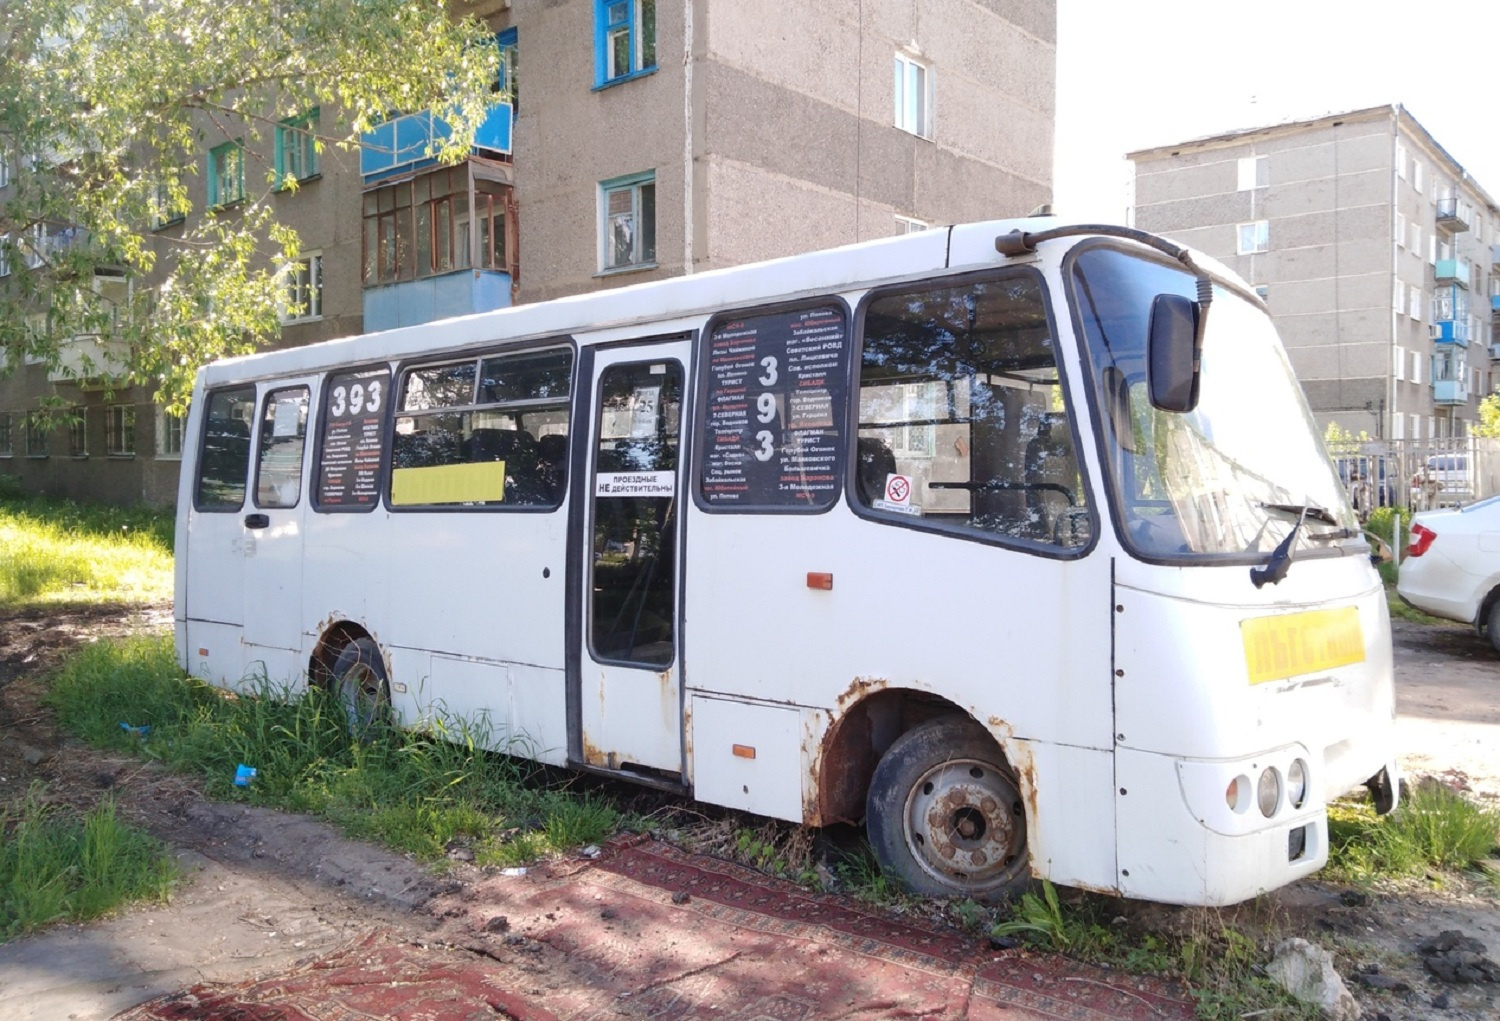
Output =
[{"x1": 902, "y1": 757, "x2": 1026, "y2": 891}]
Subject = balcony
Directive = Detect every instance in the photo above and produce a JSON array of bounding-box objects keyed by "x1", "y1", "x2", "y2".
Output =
[
  {"x1": 46, "y1": 335, "x2": 129, "y2": 387},
  {"x1": 360, "y1": 103, "x2": 512, "y2": 182},
  {"x1": 1435, "y1": 257, "x2": 1471, "y2": 286},
  {"x1": 1433, "y1": 378, "x2": 1469, "y2": 404},
  {"x1": 363, "y1": 269, "x2": 512, "y2": 332},
  {"x1": 1437, "y1": 197, "x2": 1472, "y2": 233},
  {"x1": 1432, "y1": 319, "x2": 1470, "y2": 346}
]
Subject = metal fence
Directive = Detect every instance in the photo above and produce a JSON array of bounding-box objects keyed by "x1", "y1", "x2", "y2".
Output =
[{"x1": 1328, "y1": 436, "x2": 1500, "y2": 518}]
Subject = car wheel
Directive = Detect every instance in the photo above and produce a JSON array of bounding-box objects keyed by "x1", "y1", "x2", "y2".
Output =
[
  {"x1": 1488, "y1": 601, "x2": 1500, "y2": 656},
  {"x1": 865, "y1": 716, "x2": 1029, "y2": 902}
]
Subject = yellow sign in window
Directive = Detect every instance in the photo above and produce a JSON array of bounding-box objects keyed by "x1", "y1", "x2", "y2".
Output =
[
  {"x1": 1241, "y1": 606, "x2": 1365, "y2": 685},
  {"x1": 391, "y1": 461, "x2": 506, "y2": 506}
]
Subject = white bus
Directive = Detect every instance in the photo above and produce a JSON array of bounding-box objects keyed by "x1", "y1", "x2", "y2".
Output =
[{"x1": 174, "y1": 217, "x2": 1399, "y2": 907}]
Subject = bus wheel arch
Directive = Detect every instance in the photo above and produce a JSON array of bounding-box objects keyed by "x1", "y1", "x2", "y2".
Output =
[
  {"x1": 310, "y1": 625, "x2": 391, "y2": 740},
  {"x1": 864, "y1": 714, "x2": 1031, "y2": 902}
]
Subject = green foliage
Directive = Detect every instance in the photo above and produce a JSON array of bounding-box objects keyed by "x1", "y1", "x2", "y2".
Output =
[
  {"x1": 46, "y1": 635, "x2": 618, "y2": 869},
  {"x1": 0, "y1": 496, "x2": 173, "y2": 606},
  {"x1": 1473, "y1": 391, "x2": 1500, "y2": 438},
  {"x1": 0, "y1": 0, "x2": 500, "y2": 411},
  {"x1": 1327, "y1": 782, "x2": 1500, "y2": 883},
  {"x1": 0, "y1": 787, "x2": 178, "y2": 942},
  {"x1": 1365, "y1": 505, "x2": 1411, "y2": 554}
]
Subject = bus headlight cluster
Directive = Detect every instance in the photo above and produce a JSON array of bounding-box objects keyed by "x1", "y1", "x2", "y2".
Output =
[{"x1": 1224, "y1": 758, "x2": 1310, "y2": 818}]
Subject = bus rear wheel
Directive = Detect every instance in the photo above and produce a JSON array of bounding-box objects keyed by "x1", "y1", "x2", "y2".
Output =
[
  {"x1": 866, "y1": 716, "x2": 1029, "y2": 902},
  {"x1": 331, "y1": 637, "x2": 390, "y2": 741}
]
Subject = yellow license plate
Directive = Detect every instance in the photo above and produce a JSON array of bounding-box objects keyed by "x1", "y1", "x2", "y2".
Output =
[{"x1": 1241, "y1": 607, "x2": 1365, "y2": 685}]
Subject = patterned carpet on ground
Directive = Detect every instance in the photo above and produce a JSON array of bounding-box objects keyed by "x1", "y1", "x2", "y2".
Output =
[{"x1": 114, "y1": 836, "x2": 1197, "y2": 1021}]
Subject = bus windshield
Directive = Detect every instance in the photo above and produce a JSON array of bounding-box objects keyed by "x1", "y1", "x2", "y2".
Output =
[{"x1": 1070, "y1": 244, "x2": 1360, "y2": 560}]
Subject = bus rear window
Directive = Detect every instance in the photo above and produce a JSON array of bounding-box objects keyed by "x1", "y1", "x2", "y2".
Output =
[
  {"x1": 390, "y1": 347, "x2": 573, "y2": 508},
  {"x1": 195, "y1": 385, "x2": 256, "y2": 511}
]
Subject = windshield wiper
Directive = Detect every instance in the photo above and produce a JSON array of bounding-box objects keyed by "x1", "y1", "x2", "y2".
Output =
[
  {"x1": 1259, "y1": 501, "x2": 1338, "y2": 526},
  {"x1": 1250, "y1": 504, "x2": 1313, "y2": 588}
]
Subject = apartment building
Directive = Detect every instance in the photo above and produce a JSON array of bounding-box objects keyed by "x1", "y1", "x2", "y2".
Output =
[
  {"x1": 0, "y1": 0, "x2": 1057, "y2": 506},
  {"x1": 1129, "y1": 104, "x2": 1499, "y2": 442}
]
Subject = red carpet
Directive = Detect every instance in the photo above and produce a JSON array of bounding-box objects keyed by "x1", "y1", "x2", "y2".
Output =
[{"x1": 115, "y1": 836, "x2": 1196, "y2": 1020}]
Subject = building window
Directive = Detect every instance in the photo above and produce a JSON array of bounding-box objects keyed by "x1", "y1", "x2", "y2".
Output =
[
  {"x1": 208, "y1": 140, "x2": 245, "y2": 207},
  {"x1": 275, "y1": 109, "x2": 320, "y2": 187},
  {"x1": 1395, "y1": 345, "x2": 1405, "y2": 381},
  {"x1": 282, "y1": 253, "x2": 323, "y2": 322},
  {"x1": 1412, "y1": 161, "x2": 1423, "y2": 194},
  {"x1": 1411, "y1": 352, "x2": 1422, "y2": 385},
  {"x1": 156, "y1": 407, "x2": 184, "y2": 458},
  {"x1": 1253, "y1": 284, "x2": 1270, "y2": 301},
  {"x1": 105, "y1": 404, "x2": 135, "y2": 456},
  {"x1": 1395, "y1": 142, "x2": 1407, "y2": 180},
  {"x1": 596, "y1": 0, "x2": 656, "y2": 85},
  {"x1": 1237, "y1": 156, "x2": 1267, "y2": 191},
  {"x1": 153, "y1": 178, "x2": 186, "y2": 229},
  {"x1": 25, "y1": 413, "x2": 47, "y2": 457},
  {"x1": 0, "y1": 152, "x2": 10, "y2": 189},
  {"x1": 1236, "y1": 220, "x2": 1268, "y2": 255},
  {"x1": 66, "y1": 409, "x2": 88, "y2": 458},
  {"x1": 0, "y1": 412, "x2": 11, "y2": 456},
  {"x1": 894, "y1": 53, "x2": 933, "y2": 139},
  {"x1": 498, "y1": 28, "x2": 518, "y2": 110},
  {"x1": 1396, "y1": 212, "x2": 1406, "y2": 248},
  {"x1": 600, "y1": 172, "x2": 656, "y2": 272},
  {"x1": 895, "y1": 215, "x2": 930, "y2": 234},
  {"x1": 1409, "y1": 288, "x2": 1422, "y2": 321}
]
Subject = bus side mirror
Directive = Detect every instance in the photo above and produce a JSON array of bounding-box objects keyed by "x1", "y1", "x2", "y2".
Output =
[{"x1": 1147, "y1": 292, "x2": 1201, "y2": 413}]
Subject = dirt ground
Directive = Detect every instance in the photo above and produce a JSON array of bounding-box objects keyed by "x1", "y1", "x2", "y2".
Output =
[{"x1": 0, "y1": 604, "x2": 1496, "y2": 1021}]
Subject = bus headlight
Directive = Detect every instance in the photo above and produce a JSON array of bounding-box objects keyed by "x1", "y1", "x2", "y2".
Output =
[
  {"x1": 1225, "y1": 775, "x2": 1251, "y2": 814},
  {"x1": 1287, "y1": 759, "x2": 1309, "y2": 809},
  {"x1": 1257, "y1": 768, "x2": 1282, "y2": 817}
]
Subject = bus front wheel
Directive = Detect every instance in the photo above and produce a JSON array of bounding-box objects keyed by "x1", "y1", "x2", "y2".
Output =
[
  {"x1": 866, "y1": 716, "x2": 1030, "y2": 902},
  {"x1": 331, "y1": 637, "x2": 390, "y2": 741}
]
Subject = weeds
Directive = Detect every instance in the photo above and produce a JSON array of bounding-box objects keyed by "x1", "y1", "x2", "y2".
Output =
[
  {"x1": 1328, "y1": 780, "x2": 1500, "y2": 882},
  {"x1": 46, "y1": 635, "x2": 618, "y2": 870},
  {"x1": 0, "y1": 496, "x2": 173, "y2": 606},
  {"x1": 0, "y1": 787, "x2": 178, "y2": 942}
]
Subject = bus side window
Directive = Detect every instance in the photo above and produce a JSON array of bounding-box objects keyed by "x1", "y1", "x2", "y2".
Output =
[
  {"x1": 196, "y1": 385, "x2": 256, "y2": 511},
  {"x1": 856, "y1": 274, "x2": 1089, "y2": 549},
  {"x1": 255, "y1": 387, "x2": 310, "y2": 508}
]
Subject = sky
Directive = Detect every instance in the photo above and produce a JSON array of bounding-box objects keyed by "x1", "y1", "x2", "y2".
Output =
[{"x1": 1054, "y1": 0, "x2": 1500, "y2": 222}]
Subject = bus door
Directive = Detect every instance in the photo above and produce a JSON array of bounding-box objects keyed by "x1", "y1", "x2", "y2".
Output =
[
  {"x1": 240, "y1": 380, "x2": 315, "y2": 679},
  {"x1": 571, "y1": 340, "x2": 691, "y2": 777}
]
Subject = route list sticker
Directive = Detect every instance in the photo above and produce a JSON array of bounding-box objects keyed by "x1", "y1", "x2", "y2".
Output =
[
  {"x1": 700, "y1": 307, "x2": 848, "y2": 508},
  {"x1": 317, "y1": 368, "x2": 390, "y2": 510}
]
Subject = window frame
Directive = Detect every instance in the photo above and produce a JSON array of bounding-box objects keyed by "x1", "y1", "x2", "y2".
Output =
[
  {"x1": 194, "y1": 385, "x2": 257, "y2": 512},
  {"x1": 156, "y1": 406, "x2": 184, "y2": 459},
  {"x1": 598, "y1": 171, "x2": 657, "y2": 274},
  {"x1": 24, "y1": 412, "x2": 48, "y2": 458},
  {"x1": 281, "y1": 252, "x2": 324, "y2": 323},
  {"x1": 848, "y1": 266, "x2": 1093, "y2": 558},
  {"x1": 275, "y1": 108, "x2": 321, "y2": 188},
  {"x1": 207, "y1": 140, "x2": 246, "y2": 208},
  {"x1": 893, "y1": 52, "x2": 934, "y2": 140},
  {"x1": 386, "y1": 343, "x2": 576, "y2": 513},
  {"x1": 105, "y1": 403, "x2": 136, "y2": 457},
  {"x1": 594, "y1": 0, "x2": 658, "y2": 87},
  {"x1": 1236, "y1": 220, "x2": 1269, "y2": 255},
  {"x1": 1236, "y1": 155, "x2": 1267, "y2": 191},
  {"x1": 0, "y1": 411, "x2": 12, "y2": 457},
  {"x1": 65, "y1": 407, "x2": 88, "y2": 459}
]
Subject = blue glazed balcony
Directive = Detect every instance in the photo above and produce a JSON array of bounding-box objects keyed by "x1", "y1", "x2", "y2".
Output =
[
  {"x1": 1435, "y1": 257, "x2": 1471, "y2": 286},
  {"x1": 1433, "y1": 378, "x2": 1469, "y2": 404},
  {"x1": 360, "y1": 103, "x2": 512, "y2": 182},
  {"x1": 1432, "y1": 319, "x2": 1470, "y2": 346},
  {"x1": 1491, "y1": 293, "x2": 1500, "y2": 313},
  {"x1": 362, "y1": 269, "x2": 512, "y2": 332}
]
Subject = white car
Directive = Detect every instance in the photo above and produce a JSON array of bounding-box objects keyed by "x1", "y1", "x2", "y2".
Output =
[{"x1": 1397, "y1": 495, "x2": 1500, "y2": 651}]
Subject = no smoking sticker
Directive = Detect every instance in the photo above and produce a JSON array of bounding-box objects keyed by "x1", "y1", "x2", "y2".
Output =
[{"x1": 873, "y1": 473, "x2": 921, "y2": 516}]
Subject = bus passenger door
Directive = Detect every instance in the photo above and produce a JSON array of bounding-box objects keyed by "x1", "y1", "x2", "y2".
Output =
[
  {"x1": 240, "y1": 379, "x2": 315, "y2": 684},
  {"x1": 571, "y1": 340, "x2": 690, "y2": 778}
]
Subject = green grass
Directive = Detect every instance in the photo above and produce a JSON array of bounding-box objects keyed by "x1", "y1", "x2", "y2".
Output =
[
  {"x1": 46, "y1": 636, "x2": 621, "y2": 869},
  {"x1": 0, "y1": 787, "x2": 178, "y2": 942},
  {"x1": 1327, "y1": 780, "x2": 1500, "y2": 883},
  {"x1": 0, "y1": 495, "x2": 174, "y2": 607},
  {"x1": 990, "y1": 882, "x2": 1317, "y2": 1021}
]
